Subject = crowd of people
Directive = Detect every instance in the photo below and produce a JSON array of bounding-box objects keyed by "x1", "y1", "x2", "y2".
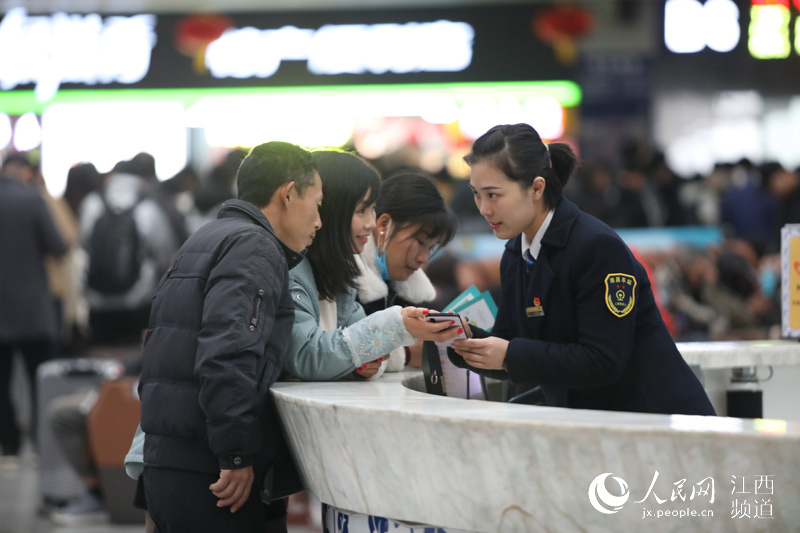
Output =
[
  {"x1": 561, "y1": 148, "x2": 798, "y2": 342},
  {"x1": 0, "y1": 151, "x2": 237, "y2": 525},
  {"x1": 0, "y1": 144, "x2": 462, "y2": 528},
  {"x1": 0, "y1": 131, "x2": 797, "y2": 530}
]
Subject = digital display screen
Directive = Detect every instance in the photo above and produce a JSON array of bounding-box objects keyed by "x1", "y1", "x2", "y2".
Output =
[{"x1": 664, "y1": 0, "x2": 800, "y2": 59}]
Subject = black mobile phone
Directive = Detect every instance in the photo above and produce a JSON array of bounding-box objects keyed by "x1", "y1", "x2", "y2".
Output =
[
  {"x1": 426, "y1": 312, "x2": 460, "y2": 326},
  {"x1": 425, "y1": 313, "x2": 461, "y2": 329},
  {"x1": 426, "y1": 312, "x2": 466, "y2": 340}
]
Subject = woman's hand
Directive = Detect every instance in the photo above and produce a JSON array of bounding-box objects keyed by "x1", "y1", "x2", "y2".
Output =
[
  {"x1": 458, "y1": 316, "x2": 473, "y2": 338},
  {"x1": 401, "y1": 307, "x2": 463, "y2": 343},
  {"x1": 450, "y1": 337, "x2": 509, "y2": 371},
  {"x1": 353, "y1": 356, "x2": 388, "y2": 378}
]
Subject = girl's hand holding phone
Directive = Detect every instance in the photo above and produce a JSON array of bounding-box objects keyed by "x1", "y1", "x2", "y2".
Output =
[
  {"x1": 426, "y1": 312, "x2": 473, "y2": 338},
  {"x1": 401, "y1": 308, "x2": 463, "y2": 343}
]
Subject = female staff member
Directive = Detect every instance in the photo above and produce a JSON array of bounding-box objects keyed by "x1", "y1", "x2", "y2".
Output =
[
  {"x1": 450, "y1": 124, "x2": 715, "y2": 415},
  {"x1": 355, "y1": 169, "x2": 457, "y2": 369},
  {"x1": 282, "y1": 151, "x2": 460, "y2": 381}
]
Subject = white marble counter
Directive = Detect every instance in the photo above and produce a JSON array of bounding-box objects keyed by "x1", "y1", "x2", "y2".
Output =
[
  {"x1": 272, "y1": 370, "x2": 800, "y2": 533},
  {"x1": 677, "y1": 339, "x2": 800, "y2": 369}
]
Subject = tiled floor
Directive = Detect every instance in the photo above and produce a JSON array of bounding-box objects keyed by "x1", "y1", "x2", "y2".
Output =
[{"x1": 0, "y1": 444, "x2": 321, "y2": 533}]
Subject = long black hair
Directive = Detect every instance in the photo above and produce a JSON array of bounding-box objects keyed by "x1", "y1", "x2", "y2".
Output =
[
  {"x1": 307, "y1": 150, "x2": 381, "y2": 301},
  {"x1": 463, "y1": 123, "x2": 578, "y2": 209},
  {"x1": 377, "y1": 169, "x2": 456, "y2": 248}
]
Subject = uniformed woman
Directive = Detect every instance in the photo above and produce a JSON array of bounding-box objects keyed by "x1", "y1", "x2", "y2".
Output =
[{"x1": 450, "y1": 124, "x2": 715, "y2": 415}]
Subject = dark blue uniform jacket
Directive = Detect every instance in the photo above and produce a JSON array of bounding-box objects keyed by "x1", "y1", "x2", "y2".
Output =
[{"x1": 451, "y1": 198, "x2": 715, "y2": 416}]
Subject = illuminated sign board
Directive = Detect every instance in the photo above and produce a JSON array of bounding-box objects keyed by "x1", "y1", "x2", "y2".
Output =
[
  {"x1": 0, "y1": 6, "x2": 572, "y2": 101},
  {"x1": 0, "y1": 8, "x2": 156, "y2": 101},
  {"x1": 664, "y1": 0, "x2": 800, "y2": 59},
  {"x1": 205, "y1": 21, "x2": 474, "y2": 79},
  {"x1": 748, "y1": 0, "x2": 799, "y2": 59},
  {"x1": 664, "y1": 0, "x2": 741, "y2": 53},
  {"x1": 658, "y1": 0, "x2": 800, "y2": 93}
]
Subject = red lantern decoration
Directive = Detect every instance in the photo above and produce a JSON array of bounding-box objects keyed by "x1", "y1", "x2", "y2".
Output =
[
  {"x1": 174, "y1": 14, "x2": 234, "y2": 73},
  {"x1": 533, "y1": 4, "x2": 595, "y2": 65}
]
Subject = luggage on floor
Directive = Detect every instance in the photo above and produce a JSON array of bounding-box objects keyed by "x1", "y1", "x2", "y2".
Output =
[
  {"x1": 36, "y1": 358, "x2": 121, "y2": 509},
  {"x1": 86, "y1": 377, "x2": 144, "y2": 524}
]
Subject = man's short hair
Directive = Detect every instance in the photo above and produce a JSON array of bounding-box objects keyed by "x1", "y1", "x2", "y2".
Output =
[{"x1": 237, "y1": 142, "x2": 316, "y2": 208}]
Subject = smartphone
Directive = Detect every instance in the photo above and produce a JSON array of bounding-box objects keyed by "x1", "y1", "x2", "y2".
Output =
[
  {"x1": 426, "y1": 312, "x2": 460, "y2": 328},
  {"x1": 426, "y1": 312, "x2": 466, "y2": 342}
]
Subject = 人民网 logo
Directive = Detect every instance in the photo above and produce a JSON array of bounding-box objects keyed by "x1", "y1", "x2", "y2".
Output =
[
  {"x1": 604, "y1": 273, "x2": 636, "y2": 317},
  {"x1": 588, "y1": 472, "x2": 630, "y2": 514}
]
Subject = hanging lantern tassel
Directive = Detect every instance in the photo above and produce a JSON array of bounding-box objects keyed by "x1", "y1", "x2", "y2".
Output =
[
  {"x1": 553, "y1": 35, "x2": 577, "y2": 65},
  {"x1": 533, "y1": 4, "x2": 595, "y2": 65}
]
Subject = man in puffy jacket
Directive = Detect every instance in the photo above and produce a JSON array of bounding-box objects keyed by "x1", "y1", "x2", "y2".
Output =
[{"x1": 138, "y1": 142, "x2": 322, "y2": 532}]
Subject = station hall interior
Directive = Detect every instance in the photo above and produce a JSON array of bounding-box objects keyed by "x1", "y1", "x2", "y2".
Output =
[{"x1": 2, "y1": 0, "x2": 800, "y2": 531}]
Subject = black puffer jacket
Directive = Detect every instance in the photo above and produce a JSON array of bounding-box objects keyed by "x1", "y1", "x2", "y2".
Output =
[{"x1": 139, "y1": 200, "x2": 302, "y2": 475}]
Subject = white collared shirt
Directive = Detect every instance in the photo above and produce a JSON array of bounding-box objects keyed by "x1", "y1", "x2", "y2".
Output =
[{"x1": 521, "y1": 207, "x2": 554, "y2": 262}]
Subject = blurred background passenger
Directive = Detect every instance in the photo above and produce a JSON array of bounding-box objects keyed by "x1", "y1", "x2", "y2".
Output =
[
  {"x1": 655, "y1": 247, "x2": 727, "y2": 341},
  {"x1": 191, "y1": 148, "x2": 247, "y2": 232},
  {"x1": 0, "y1": 155, "x2": 67, "y2": 464},
  {"x1": 719, "y1": 158, "x2": 775, "y2": 249},
  {"x1": 4, "y1": 155, "x2": 79, "y2": 358},
  {"x1": 34, "y1": 164, "x2": 81, "y2": 358},
  {"x1": 61, "y1": 163, "x2": 104, "y2": 355},
  {"x1": 157, "y1": 165, "x2": 201, "y2": 234},
  {"x1": 63, "y1": 163, "x2": 104, "y2": 222},
  {"x1": 79, "y1": 154, "x2": 184, "y2": 347},
  {"x1": 564, "y1": 160, "x2": 620, "y2": 226},
  {"x1": 712, "y1": 238, "x2": 780, "y2": 339},
  {"x1": 761, "y1": 162, "x2": 800, "y2": 254},
  {"x1": 649, "y1": 151, "x2": 691, "y2": 226}
]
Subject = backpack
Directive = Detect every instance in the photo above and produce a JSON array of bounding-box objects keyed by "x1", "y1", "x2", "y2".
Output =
[{"x1": 87, "y1": 192, "x2": 145, "y2": 294}]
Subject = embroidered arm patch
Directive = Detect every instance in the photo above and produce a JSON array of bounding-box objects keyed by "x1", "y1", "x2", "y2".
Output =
[{"x1": 604, "y1": 273, "x2": 636, "y2": 317}]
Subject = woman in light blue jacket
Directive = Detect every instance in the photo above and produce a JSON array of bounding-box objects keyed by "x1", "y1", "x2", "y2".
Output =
[{"x1": 281, "y1": 150, "x2": 461, "y2": 381}]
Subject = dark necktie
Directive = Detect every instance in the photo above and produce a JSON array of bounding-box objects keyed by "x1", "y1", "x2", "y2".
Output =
[{"x1": 524, "y1": 250, "x2": 536, "y2": 274}]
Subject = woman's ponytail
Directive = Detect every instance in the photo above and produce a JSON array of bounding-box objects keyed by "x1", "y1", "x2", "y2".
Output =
[
  {"x1": 465, "y1": 124, "x2": 579, "y2": 210},
  {"x1": 547, "y1": 142, "x2": 579, "y2": 191}
]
